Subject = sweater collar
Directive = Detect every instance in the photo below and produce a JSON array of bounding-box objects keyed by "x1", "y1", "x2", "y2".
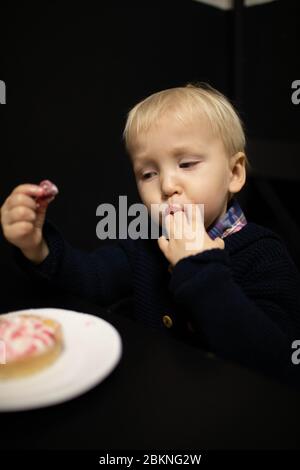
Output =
[{"x1": 208, "y1": 198, "x2": 247, "y2": 240}]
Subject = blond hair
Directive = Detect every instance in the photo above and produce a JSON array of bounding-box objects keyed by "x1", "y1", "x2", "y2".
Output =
[{"x1": 123, "y1": 82, "x2": 248, "y2": 165}]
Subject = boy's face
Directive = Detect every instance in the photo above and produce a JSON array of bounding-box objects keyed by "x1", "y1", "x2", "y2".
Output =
[{"x1": 130, "y1": 114, "x2": 238, "y2": 229}]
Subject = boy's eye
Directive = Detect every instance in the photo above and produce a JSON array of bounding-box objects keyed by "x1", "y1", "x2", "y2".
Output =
[
  {"x1": 142, "y1": 172, "x2": 156, "y2": 180},
  {"x1": 179, "y1": 162, "x2": 199, "y2": 168},
  {"x1": 141, "y1": 162, "x2": 199, "y2": 180}
]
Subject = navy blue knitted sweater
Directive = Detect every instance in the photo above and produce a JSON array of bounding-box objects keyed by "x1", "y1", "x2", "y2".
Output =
[{"x1": 14, "y1": 220, "x2": 300, "y2": 386}]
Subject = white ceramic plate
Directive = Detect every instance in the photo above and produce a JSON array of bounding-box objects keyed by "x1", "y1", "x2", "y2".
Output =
[{"x1": 0, "y1": 308, "x2": 122, "y2": 412}]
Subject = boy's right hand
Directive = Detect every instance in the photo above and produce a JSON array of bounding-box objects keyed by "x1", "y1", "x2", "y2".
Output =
[{"x1": 0, "y1": 184, "x2": 57, "y2": 264}]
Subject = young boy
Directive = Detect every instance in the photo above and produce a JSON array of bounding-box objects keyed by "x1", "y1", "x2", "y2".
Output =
[{"x1": 1, "y1": 83, "x2": 300, "y2": 386}]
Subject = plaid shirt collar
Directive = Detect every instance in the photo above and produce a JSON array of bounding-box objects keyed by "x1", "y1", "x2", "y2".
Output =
[{"x1": 208, "y1": 198, "x2": 247, "y2": 240}]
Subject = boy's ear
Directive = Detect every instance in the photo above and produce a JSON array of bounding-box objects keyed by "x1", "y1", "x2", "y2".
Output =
[{"x1": 228, "y1": 152, "x2": 246, "y2": 194}]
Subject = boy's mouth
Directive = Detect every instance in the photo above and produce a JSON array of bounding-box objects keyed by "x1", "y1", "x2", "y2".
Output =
[{"x1": 164, "y1": 204, "x2": 184, "y2": 216}]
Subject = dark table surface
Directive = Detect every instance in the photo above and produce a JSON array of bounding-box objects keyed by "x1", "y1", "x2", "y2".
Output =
[{"x1": 1, "y1": 291, "x2": 300, "y2": 451}]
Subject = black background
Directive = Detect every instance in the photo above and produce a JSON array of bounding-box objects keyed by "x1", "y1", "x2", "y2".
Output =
[
  {"x1": 1, "y1": 0, "x2": 300, "y2": 307},
  {"x1": 1, "y1": 0, "x2": 300, "y2": 453}
]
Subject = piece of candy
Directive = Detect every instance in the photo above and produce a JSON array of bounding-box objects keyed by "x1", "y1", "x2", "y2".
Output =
[{"x1": 37, "y1": 180, "x2": 59, "y2": 201}]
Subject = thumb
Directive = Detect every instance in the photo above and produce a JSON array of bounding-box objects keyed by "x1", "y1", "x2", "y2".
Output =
[
  {"x1": 35, "y1": 198, "x2": 53, "y2": 229},
  {"x1": 215, "y1": 237, "x2": 225, "y2": 249},
  {"x1": 157, "y1": 235, "x2": 169, "y2": 254}
]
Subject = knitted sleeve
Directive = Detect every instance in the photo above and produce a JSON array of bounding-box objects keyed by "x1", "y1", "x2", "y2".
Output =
[
  {"x1": 12, "y1": 219, "x2": 133, "y2": 307},
  {"x1": 168, "y1": 238, "x2": 300, "y2": 385}
]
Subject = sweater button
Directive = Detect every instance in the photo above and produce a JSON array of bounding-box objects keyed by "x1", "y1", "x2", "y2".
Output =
[{"x1": 162, "y1": 315, "x2": 173, "y2": 328}]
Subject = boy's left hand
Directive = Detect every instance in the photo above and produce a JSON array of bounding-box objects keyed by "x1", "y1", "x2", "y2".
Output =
[{"x1": 157, "y1": 205, "x2": 225, "y2": 268}]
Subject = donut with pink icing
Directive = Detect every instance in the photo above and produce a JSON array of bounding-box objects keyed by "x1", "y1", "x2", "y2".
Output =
[{"x1": 0, "y1": 314, "x2": 63, "y2": 378}]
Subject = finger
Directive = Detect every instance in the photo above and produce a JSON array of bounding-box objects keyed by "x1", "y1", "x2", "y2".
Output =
[
  {"x1": 4, "y1": 221, "x2": 34, "y2": 239},
  {"x1": 183, "y1": 205, "x2": 199, "y2": 239},
  {"x1": 5, "y1": 193, "x2": 38, "y2": 211},
  {"x1": 190, "y1": 204, "x2": 204, "y2": 234},
  {"x1": 5, "y1": 206, "x2": 36, "y2": 225},
  {"x1": 157, "y1": 235, "x2": 169, "y2": 254},
  {"x1": 215, "y1": 237, "x2": 225, "y2": 249},
  {"x1": 12, "y1": 184, "x2": 44, "y2": 198},
  {"x1": 172, "y1": 209, "x2": 185, "y2": 239},
  {"x1": 163, "y1": 213, "x2": 174, "y2": 240},
  {"x1": 185, "y1": 203, "x2": 198, "y2": 223}
]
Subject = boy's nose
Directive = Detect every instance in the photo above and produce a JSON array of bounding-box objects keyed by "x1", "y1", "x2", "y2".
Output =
[{"x1": 160, "y1": 175, "x2": 182, "y2": 198}]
